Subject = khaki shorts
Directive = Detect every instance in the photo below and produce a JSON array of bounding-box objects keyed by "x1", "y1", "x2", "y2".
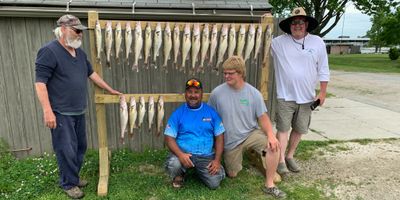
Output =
[
  {"x1": 224, "y1": 129, "x2": 267, "y2": 175},
  {"x1": 276, "y1": 99, "x2": 312, "y2": 134}
]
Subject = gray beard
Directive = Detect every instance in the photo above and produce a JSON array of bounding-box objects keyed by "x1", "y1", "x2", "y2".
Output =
[{"x1": 65, "y1": 37, "x2": 82, "y2": 49}]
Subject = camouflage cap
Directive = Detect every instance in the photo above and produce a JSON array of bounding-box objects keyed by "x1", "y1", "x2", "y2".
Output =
[{"x1": 57, "y1": 14, "x2": 87, "y2": 30}]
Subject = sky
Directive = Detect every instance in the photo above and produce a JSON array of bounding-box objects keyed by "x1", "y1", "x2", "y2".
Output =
[{"x1": 322, "y1": 3, "x2": 372, "y2": 39}]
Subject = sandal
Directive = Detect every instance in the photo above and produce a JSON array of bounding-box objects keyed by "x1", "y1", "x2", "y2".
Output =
[{"x1": 172, "y1": 176, "x2": 184, "y2": 188}]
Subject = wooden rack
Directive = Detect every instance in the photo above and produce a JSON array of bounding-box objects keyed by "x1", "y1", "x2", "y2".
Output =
[{"x1": 87, "y1": 10, "x2": 273, "y2": 196}]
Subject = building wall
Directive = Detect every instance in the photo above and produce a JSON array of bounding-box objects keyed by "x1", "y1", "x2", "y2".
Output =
[{"x1": 0, "y1": 16, "x2": 277, "y2": 157}]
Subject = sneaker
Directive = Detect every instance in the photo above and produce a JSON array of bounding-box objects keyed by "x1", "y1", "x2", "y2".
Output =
[
  {"x1": 64, "y1": 186, "x2": 84, "y2": 199},
  {"x1": 78, "y1": 179, "x2": 88, "y2": 187},
  {"x1": 285, "y1": 158, "x2": 300, "y2": 172},
  {"x1": 262, "y1": 186, "x2": 287, "y2": 199},
  {"x1": 172, "y1": 176, "x2": 184, "y2": 188},
  {"x1": 277, "y1": 162, "x2": 289, "y2": 175}
]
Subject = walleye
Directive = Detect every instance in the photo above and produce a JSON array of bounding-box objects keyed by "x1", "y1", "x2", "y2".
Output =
[
  {"x1": 215, "y1": 24, "x2": 228, "y2": 73},
  {"x1": 236, "y1": 24, "x2": 246, "y2": 58},
  {"x1": 227, "y1": 24, "x2": 236, "y2": 58},
  {"x1": 115, "y1": 22, "x2": 122, "y2": 60},
  {"x1": 95, "y1": 20, "x2": 102, "y2": 62},
  {"x1": 163, "y1": 22, "x2": 172, "y2": 71},
  {"x1": 105, "y1": 21, "x2": 113, "y2": 66},
  {"x1": 191, "y1": 23, "x2": 201, "y2": 73},
  {"x1": 138, "y1": 96, "x2": 146, "y2": 128},
  {"x1": 181, "y1": 23, "x2": 191, "y2": 73},
  {"x1": 173, "y1": 24, "x2": 181, "y2": 69},
  {"x1": 153, "y1": 22, "x2": 162, "y2": 68},
  {"x1": 253, "y1": 24, "x2": 263, "y2": 61},
  {"x1": 125, "y1": 22, "x2": 133, "y2": 63},
  {"x1": 144, "y1": 22, "x2": 152, "y2": 67},
  {"x1": 129, "y1": 96, "x2": 137, "y2": 138},
  {"x1": 148, "y1": 96, "x2": 155, "y2": 131},
  {"x1": 262, "y1": 25, "x2": 272, "y2": 64},
  {"x1": 199, "y1": 23, "x2": 209, "y2": 73},
  {"x1": 156, "y1": 96, "x2": 165, "y2": 137},
  {"x1": 208, "y1": 24, "x2": 218, "y2": 67},
  {"x1": 244, "y1": 24, "x2": 256, "y2": 62},
  {"x1": 119, "y1": 95, "x2": 129, "y2": 144},
  {"x1": 132, "y1": 21, "x2": 143, "y2": 72}
]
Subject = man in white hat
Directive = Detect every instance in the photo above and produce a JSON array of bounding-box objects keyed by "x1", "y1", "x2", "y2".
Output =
[{"x1": 271, "y1": 7, "x2": 330, "y2": 176}]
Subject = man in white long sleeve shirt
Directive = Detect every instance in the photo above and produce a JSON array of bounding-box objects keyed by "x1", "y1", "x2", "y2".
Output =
[{"x1": 271, "y1": 7, "x2": 330, "y2": 175}]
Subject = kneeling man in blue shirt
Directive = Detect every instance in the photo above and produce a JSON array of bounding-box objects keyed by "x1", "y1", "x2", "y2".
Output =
[{"x1": 164, "y1": 78, "x2": 225, "y2": 189}]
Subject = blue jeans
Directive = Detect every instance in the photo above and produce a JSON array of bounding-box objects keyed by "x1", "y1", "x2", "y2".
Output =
[
  {"x1": 51, "y1": 113, "x2": 87, "y2": 190},
  {"x1": 165, "y1": 153, "x2": 225, "y2": 189}
]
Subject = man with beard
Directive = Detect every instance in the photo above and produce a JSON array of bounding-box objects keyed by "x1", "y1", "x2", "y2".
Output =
[
  {"x1": 35, "y1": 14, "x2": 121, "y2": 199},
  {"x1": 164, "y1": 78, "x2": 225, "y2": 189}
]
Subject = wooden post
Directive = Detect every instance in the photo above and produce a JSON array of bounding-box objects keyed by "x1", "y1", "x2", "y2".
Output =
[
  {"x1": 258, "y1": 13, "x2": 274, "y2": 100},
  {"x1": 88, "y1": 11, "x2": 109, "y2": 196}
]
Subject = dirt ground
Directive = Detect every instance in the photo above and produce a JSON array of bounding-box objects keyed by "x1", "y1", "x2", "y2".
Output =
[{"x1": 294, "y1": 70, "x2": 400, "y2": 200}]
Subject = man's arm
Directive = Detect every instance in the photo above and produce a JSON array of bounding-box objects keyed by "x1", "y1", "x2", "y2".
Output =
[
  {"x1": 89, "y1": 72, "x2": 122, "y2": 95},
  {"x1": 35, "y1": 82, "x2": 56, "y2": 129},
  {"x1": 258, "y1": 113, "x2": 280, "y2": 152},
  {"x1": 317, "y1": 81, "x2": 328, "y2": 106},
  {"x1": 207, "y1": 134, "x2": 224, "y2": 175},
  {"x1": 165, "y1": 136, "x2": 194, "y2": 168}
]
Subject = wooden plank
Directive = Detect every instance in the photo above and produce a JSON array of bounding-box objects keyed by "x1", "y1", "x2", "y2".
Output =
[
  {"x1": 97, "y1": 147, "x2": 109, "y2": 196},
  {"x1": 258, "y1": 13, "x2": 273, "y2": 100}
]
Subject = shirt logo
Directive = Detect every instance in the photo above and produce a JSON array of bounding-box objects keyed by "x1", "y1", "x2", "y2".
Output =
[
  {"x1": 202, "y1": 117, "x2": 212, "y2": 122},
  {"x1": 240, "y1": 99, "x2": 249, "y2": 106}
]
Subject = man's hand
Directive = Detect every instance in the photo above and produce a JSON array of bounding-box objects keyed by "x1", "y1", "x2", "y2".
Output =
[
  {"x1": 109, "y1": 89, "x2": 122, "y2": 95},
  {"x1": 178, "y1": 153, "x2": 194, "y2": 168},
  {"x1": 267, "y1": 135, "x2": 280, "y2": 152},
  {"x1": 207, "y1": 160, "x2": 221, "y2": 175},
  {"x1": 44, "y1": 110, "x2": 56, "y2": 129}
]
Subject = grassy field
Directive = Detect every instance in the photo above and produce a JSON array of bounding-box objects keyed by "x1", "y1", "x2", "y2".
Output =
[
  {"x1": 0, "y1": 140, "x2": 341, "y2": 200},
  {"x1": 329, "y1": 54, "x2": 400, "y2": 73}
]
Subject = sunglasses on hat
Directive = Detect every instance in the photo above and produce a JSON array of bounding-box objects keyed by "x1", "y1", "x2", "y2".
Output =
[{"x1": 186, "y1": 79, "x2": 202, "y2": 89}]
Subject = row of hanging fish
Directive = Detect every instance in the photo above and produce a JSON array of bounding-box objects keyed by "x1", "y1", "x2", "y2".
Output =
[
  {"x1": 94, "y1": 21, "x2": 273, "y2": 74},
  {"x1": 119, "y1": 95, "x2": 164, "y2": 144}
]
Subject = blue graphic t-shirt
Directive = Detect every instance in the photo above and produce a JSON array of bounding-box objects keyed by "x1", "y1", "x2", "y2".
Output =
[{"x1": 164, "y1": 103, "x2": 225, "y2": 156}]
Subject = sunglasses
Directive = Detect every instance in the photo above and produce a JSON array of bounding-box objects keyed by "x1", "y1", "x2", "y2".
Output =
[
  {"x1": 291, "y1": 19, "x2": 306, "y2": 25},
  {"x1": 68, "y1": 27, "x2": 83, "y2": 34},
  {"x1": 186, "y1": 79, "x2": 201, "y2": 88}
]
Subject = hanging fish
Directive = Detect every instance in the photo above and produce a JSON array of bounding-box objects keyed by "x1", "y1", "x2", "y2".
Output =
[
  {"x1": 244, "y1": 24, "x2": 256, "y2": 62},
  {"x1": 125, "y1": 22, "x2": 133, "y2": 63},
  {"x1": 253, "y1": 24, "x2": 263, "y2": 61},
  {"x1": 236, "y1": 24, "x2": 246, "y2": 58},
  {"x1": 215, "y1": 24, "x2": 228, "y2": 73},
  {"x1": 227, "y1": 24, "x2": 236, "y2": 58},
  {"x1": 129, "y1": 96, "x2": 137, "y2": 138},
  {"x1": 132, "y1": 21, "x2": 143, "y2": 72},
  {"x1": 153, "y1": 22, "x2": 162, "y2": 69},
  {"x1": 148, "y1": 96, "x2": 155, "y2": 131},
  {"x1": 163, "y1": 22, "x2": 172, "y2": 72},
  {"x1": 138, "y1": 96, "x2": 146, "y2": 128},
  {"x1": 144, "y1": 22, "x2": 152, "y2": 68},
  {"x1": 191, "y1": 23, "x2": 201, "y2": 74},
  {"x1": 156, "y1": 96, "x2": 165, "y2": 137},
  {"x1": 119, "y1": 95, "x2": 129, "y2": 144},
  {"x1": 199, "y1": 23, "x2": 209, "y2": 73},
  {"x1": 262, "y1": 25, "x2": 272, "y2": 65},
  {"x1": 208, "y1": 24, "x2": 218, "y2": 67},
  {"x1": 105, "y1": 21, "x2": 113, "y2": 66},
  {"x1": 173, "y1": 23, "x2": 181, "y2": 69},
  {"x1": 95, "y1": 20, "x2": 102, "y2": 62},
  {"x1": 115, "y1": 22, "x2": 122, "y2": 60},
  {"x1": 181, "y1": 23, "x2": 191, "y2": 73}
]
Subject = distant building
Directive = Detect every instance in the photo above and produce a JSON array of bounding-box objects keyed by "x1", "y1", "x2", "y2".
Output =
[{"x1": 323, "y1": 38, "x2": 370, "y2": 54}]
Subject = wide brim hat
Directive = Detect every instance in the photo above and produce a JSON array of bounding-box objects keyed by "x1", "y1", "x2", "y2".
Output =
[{"x1": 279, "y1": 7, "x2": 318, "y2": 34}]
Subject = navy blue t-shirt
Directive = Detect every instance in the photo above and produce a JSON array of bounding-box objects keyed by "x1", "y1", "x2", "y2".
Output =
[{"x1": 35, "y1": 40, "x2": 94, "y2": 113}]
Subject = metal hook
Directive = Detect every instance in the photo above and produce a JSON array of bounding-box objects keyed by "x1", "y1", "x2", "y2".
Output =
[
  {"x1": 192, "y1": 3, "x2": 196, "y2": 15},
  {"x1": 66, "y1": 0, "x2": 72, "y2": 12},
  {"x1": 250, "y1": 5, "x2": 253, "y2": 16},
  {"x1": 132, "y1": 1, "x2": 136, "y2": 14}
]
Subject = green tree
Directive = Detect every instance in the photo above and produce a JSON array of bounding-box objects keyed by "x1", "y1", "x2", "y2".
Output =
[{"x1": 366, "y1": 11, "x2": 386, "y2": 52}]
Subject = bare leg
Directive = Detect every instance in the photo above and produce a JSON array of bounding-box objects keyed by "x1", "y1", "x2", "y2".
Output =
[
  {"x1": 264, "y1": 147, "x2": 280, "y2": 188},
  {"x1": 276, "y1": 131, "x2": 289, "y2": 163},
  {"x1": 286, "y1": 130, "x2": 302, "y2": 159}
]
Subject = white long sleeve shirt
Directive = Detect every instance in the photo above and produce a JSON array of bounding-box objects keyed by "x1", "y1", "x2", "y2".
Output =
[{"x1": 271, "y1": 33, "x2": 330, "y2": 104}]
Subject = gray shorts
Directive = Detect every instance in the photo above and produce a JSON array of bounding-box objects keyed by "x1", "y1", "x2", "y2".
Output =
[{"x1": 276, "y1": 99, "x2": 312, "y2": 134}]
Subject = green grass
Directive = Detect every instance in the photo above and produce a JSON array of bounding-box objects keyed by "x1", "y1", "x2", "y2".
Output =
[{"x1": 329, "y1": 54, "x2": 400, "y2": 73}]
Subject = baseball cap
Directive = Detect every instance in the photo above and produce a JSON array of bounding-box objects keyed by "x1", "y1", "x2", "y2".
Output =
[
  {"x1": 57, "y1": 14, "x2": 88, "y2": 30},
  {"x1": 185, "y1": 78, "x2": 202, "y2": 90}
]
